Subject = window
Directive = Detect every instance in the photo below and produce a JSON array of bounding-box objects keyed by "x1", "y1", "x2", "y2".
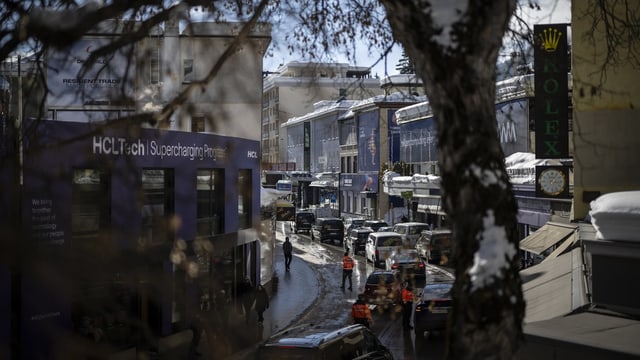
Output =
[
  {"x1": 197, "y1": 169, "x2": 225, "y2": 236},
  {"x1": 149, "y1": 37, "x2": 162, "y2": 84},
  {"x1": 72, "y1": 169, "x2": 110, "y2": 244},
  {"x1": 183, "y1": 58, "x2": 194, "y2": 83},
  {"x1": 238, "y1": 169, "x2": 252, "y2": 230},
  {"x1": 141, "y1": 169, "x2": 175, "y2": 246},
  {"x1": 192, "y1": 116, "x2": 205, "y2": 133},
  {"x1": 72, "y1": 169, "x2": 139, "y2": 349}
]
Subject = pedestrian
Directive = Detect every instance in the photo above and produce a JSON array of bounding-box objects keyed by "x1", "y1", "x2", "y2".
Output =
[
  {"x1": 283, "y1": 236, "x2": 293, "y2": 271},
  {"x1": 341, "y1": 251, "x2": 355, "y2": 290},
  {"x1": 352, "y1": 294, "x2": 373, "y2": 328},
  {"x1": 254, "y1": 284, "x2": 270, "y2": 325},
  {"x1": 401, "y1": 281, "x2": 414, "y2": 330},
  {"x1": 188, "y1": 289, "x2": 210, "y2": 358},
  {"x1": 239, "y1": 277, "x2": 255, "y2": 324},
  {"x1": 215, "y1": 288, "x2": 230, "y2": 328}
]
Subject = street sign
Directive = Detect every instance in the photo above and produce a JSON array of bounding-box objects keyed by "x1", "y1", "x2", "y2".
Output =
[{"x1": 401, "y1": 191, "x2": 413, "y2": 199}]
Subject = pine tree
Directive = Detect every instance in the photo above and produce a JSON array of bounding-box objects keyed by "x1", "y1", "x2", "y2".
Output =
[{"x1": 395, "y1": 51, "x2": 415, "y2": 74}]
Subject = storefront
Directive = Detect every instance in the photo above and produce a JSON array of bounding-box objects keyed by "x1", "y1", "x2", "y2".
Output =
[{"x1": 14, "y1": 118, "x2": 262, "y2": 357}]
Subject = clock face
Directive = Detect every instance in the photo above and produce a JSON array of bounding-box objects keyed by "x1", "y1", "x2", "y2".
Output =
[{"x1": 538, "y1": 168, "x2": 567, "y2": 196}]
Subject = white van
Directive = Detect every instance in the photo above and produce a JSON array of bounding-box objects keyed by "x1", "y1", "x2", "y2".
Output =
[
  {"x1": 365, "y1": 231, "x2": 404, "y2": 268},
  {"x1": 392, "y1": 222, "x2": 431, "y2": 247}
]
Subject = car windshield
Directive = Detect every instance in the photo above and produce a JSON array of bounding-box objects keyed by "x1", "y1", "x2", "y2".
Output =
[
  {"x1": 323, "y1": 220, "x2": 342, "y2": 230},
  {"x1": 421, "y1": 284, "x2": 453, "y2": 301},
  {"x1": 409, "y1": 225, "x2": 430, "y2": 235},
  {"x1": 376, "y1": 236, "x2": 402, "y2": 247},
  {"x1": 366, "y1": 273, "x2": 396, "y2": 285},
  {"x1": 394, "y1": 252, "x2": 420, "y2": 263},
  {"x1": 297, "y1": 213, "x2": 314, "y2": 221}
]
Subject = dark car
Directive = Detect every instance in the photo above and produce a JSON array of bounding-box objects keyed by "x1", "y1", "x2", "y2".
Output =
[
  {"x1": 311, "y1": 217, "x2": 345, "y2": 246},
  {"x1": 384, "y1": 249, "x2": 426, "y2": 284},
  {"x1": 413, "y1": 281, "x2": 453, "y2": 339},
  {"x1": 293, "y1": 210, "x2": 316, "y2": 234},
  {"x1": 363, "y1": 219, "x2": 389, "y2": 232},
  {"x1": 346, "y1": 227, "x2": 374, "y2": 255},
  {"x1": 256, "y1": 323, "x2": 394, "y2": 360},
  {"x1": 415, "y1": 229, "x2": 453, "y2": 266},
  {"x1": 362, "y1": 270, "x2": 403, "y2": 311}
]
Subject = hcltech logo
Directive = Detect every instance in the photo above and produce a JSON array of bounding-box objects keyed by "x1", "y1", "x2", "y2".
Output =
[
  {"x1": 247, "y1": 150, "x2": 258, "y2": 158},
  {"x1": 538, "y1": 27, "x2": 562, "y2": 52}
]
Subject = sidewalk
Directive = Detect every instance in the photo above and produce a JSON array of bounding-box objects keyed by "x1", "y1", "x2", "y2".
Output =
[{"x1": 199, "y1": 228, "x2": 319, "y2": 360}]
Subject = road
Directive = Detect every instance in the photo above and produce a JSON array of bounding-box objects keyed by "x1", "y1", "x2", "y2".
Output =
[{"x1": 285, "y1": 229, "x2": 454, "y2": 360}]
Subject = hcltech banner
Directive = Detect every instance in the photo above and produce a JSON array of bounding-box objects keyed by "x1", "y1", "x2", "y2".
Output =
[{"x1": 534, "y1": 24, "x2": 569, "y2": 159}]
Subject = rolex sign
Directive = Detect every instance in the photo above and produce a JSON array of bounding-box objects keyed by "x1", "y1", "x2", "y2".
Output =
[{"x1": 534, "y1": 24, "x2": 569, "y2": 159}]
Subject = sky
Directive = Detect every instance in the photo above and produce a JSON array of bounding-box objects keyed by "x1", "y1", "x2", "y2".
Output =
[{"x1": 262, "y1": 0, "x2": 571, "y2": 77}]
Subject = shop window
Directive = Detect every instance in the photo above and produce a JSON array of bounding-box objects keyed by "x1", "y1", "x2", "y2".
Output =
[
  {"x1": 71, "y1": 169, "x2": 139, "y2": 349},
  {"x1": 141, "y1": 169, "x2": 175, "y2": 246},
  {"x1": 197, "y1": 169, "x2": 225, "y2": 236},
  {"x1": 237, "y1": 169, "x2": 252, "y2": 230}
]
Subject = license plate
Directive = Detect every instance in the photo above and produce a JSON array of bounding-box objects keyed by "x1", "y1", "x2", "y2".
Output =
[{"x1": 431, "y1": 309, "x2": 448, "y2": 314}]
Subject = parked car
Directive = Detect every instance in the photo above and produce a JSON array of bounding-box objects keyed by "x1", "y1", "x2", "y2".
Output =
[
  {"x1": 363, "y1": 219, "x2": 389, "y2": 232},
  {"x1": 413, "y1": 281, "x2": 454, "y2": 339},
  {"x1": 346, "y1": 226, "x2": 374, "y2": 255},
  {"x1": 377, "y1": 226, "x2": 394, "y2": 232},
  {"x1": 293, "y1": 210, "x2": 316, "y2": 234},
  {"x1": 392, "y1": 222, "x2": 431, "y2": 247},
  {"x1": 362, "y1": 270, "x2": 403, "y2": 311},
  {"x1": 311, "y1": 217, "x2": 345, "y2": 246},
  {"x1": 344, "y1": 217, "x2": 366, "y2": 233},
  {"x1": 256, "y1": 323, "x2": 394, "y2": 360},
  {"x1": 415, "y1": 229, "x2": 453, "y2": 265},
  {"x1": 365, "y1": 232, "x2": 404, "y2": 268},
  {"x1": 384, "y1": 249, "x2": 426, "y2": 283}
]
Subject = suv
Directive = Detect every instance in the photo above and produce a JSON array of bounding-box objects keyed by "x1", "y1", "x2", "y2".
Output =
[
  {"x1": 365, "y1": 232, "x2": 404, "y2": 268},
  {"x1": 363, "y1": 219, "x2": 389, "y2": 232},
  {"x1": 311, "y1": 217, "x2": 345, "y2": 246},
  {"x1": 256, "y1": 323, "x2": 393, "y2": 360},
  {"x1": 346, "y1": 227, "x2": 374, "y2": 255},
  {"x1": 392, "y1": 222, "x2": 431, "y2": 247},
  {"x1": 344, "y1": 217, "x2": 366, "y2": 233},
  {"x1": 293, "y1": 210, "x2": 316, "y2": 234},
  {"x1": 415, "y1": 229, "x2": 453, "y2": 266}
]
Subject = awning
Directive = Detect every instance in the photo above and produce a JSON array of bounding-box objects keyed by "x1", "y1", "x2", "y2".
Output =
[
  {"x1": 309, "y1": 180, "x2": 337, "y2": 188},
  {"x1": 521, "y1": 247, "x2": 588, "y2": 323},
  {"x1": 520, "y1": 222, "x2": 578, "y2": 255},
  {"x1": 417, "y1": 204, "x2": 447, "y2": 216}
]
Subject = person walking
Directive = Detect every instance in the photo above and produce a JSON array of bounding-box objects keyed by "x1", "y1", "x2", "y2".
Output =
[
  {"x1": 352, "y1": 294, "x2": 373, "y2": 328},
  {"x1": 341, "y1": 251, "x2": 355, "y2": 290},
  {"x1": 238, "y1": 277, "x2": 255, "y2": 324},
  {"x1": 401, "y1": 281, "x2": 414, "y2": 330},
  {"x1": 283, "y1": 237, "x2": 293, "y2": 271},
  {"x1": 254, "y1": 284, "x2": 270, "y2": 326}
]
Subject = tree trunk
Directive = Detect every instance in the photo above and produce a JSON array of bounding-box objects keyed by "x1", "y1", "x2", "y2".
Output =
[{"x1": 381, "y1": 1, "x2": 525, "y2": 359}]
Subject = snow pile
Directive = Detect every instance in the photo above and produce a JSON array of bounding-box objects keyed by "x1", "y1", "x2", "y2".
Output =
[{"x1": 589, "y1": 191, "x2": 640, "y2": 242}]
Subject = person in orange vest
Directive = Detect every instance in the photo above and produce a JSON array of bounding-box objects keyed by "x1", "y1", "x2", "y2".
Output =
[
  {"x1": 341, "y1": 251, "x2": 355, "y2": 290},
  {"x1": 352, "y1": 294, "x2": 373, "y2": 328},
  {"x1": 401, "y1": 281, "x2": 414, "y2": 330}
]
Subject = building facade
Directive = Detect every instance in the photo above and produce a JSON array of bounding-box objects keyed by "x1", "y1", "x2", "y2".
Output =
[
  {"x1": 261, "y1": 61, "x2": 384, "y2": 168},
  {"x1": 1, "y1": 18, "x2": 271, "y2": 358}
]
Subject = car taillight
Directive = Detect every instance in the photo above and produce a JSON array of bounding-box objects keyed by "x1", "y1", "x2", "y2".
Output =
[
  {"x1": 391, "y1": 263, "x2": 398, "y2": 269},
  {"x1": 375, "y1": 249, "x2": 379, "y2": 258},
  {"x1": 418, "y1": 262, "x2": 425, "y2": 268}
]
